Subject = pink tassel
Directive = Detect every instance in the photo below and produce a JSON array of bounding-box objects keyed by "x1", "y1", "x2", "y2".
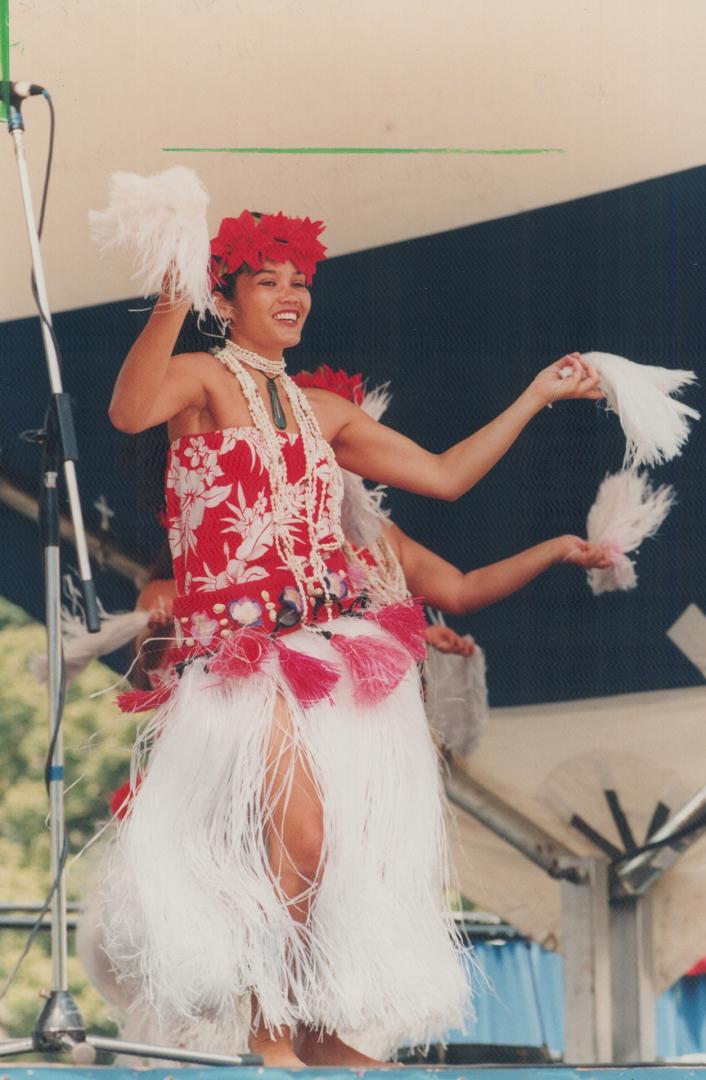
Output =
[
  {"x1": 110, "y1": 777, "x2": 143, "y2": 820},
  {"x1": 208, "y1": 628, "x2": 272, "y2": 680},
  {"x1": 117, "y1": 683, "x2": 174, "y2": 714},
  {"x1": 275, "y1": 641, "x2": 342, "y2": 707},
  {"x1": 365, "y1": 599, "x2": 428, "y2": 662},
  {"x1": 330, "y1": 632, "x2": 411, "y2": 705}
]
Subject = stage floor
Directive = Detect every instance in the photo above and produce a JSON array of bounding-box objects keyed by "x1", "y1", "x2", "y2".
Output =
[{"x1": 3, "y1": 1067, "x2": 706, "y2": 1080}]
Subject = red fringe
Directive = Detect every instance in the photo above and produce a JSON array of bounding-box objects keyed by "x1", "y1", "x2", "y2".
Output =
[
  {"x1": 330, "y1": 632, "x2": 411, "y2": 705},
  {"x1": 208, "y1": 627, "x2": 272, "y2": 680},
  {"x1": 365, "y1": 599, "x2": 428, "y2": 662},
  {"x1": 275, "y1": 641, "x2": 342, "y2": 707},
  {"x1": 116, "y1": 684, "x2": 174, "y2": 714},
  {"x1": 110, "y1": 777, "x2": 142, "y2": 820}
]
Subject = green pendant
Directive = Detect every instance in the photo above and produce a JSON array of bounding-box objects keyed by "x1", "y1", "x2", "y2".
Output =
[{"x1": 267, "y1": 377, "x2": 287, "y2": 430}]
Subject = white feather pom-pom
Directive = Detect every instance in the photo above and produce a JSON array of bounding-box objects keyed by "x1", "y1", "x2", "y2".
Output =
[
  {"x1": 361, "y1": 381, "x2": 391, "y2": 423},
  {"x1": 341, "y1": 473, "x2": 390, "y2": 548},
  {"x1": 89, "y1": 167, "x2": 214, "y2": 317},
  {"x1": 586, "y1": 471, "x2": 675, "y2": 594},
  {"x1": 29, "y1": 608, "x2": 150, "y2": 685},
  {"x1": 584, "y1": 351, "x2": 700, "y2": 468}
]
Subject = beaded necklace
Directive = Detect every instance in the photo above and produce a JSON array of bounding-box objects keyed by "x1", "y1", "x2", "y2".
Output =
[
  {"x1": 214, "y1": 339, "x2": 345, "y2": 618},
  {"x1": 215, "y1": 339, "x2": 288, "y2": 429}
]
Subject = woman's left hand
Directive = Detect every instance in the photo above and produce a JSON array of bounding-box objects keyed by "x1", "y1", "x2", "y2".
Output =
[{"x1": 530, "y1": 353, "x2": 604, "y2": 407}]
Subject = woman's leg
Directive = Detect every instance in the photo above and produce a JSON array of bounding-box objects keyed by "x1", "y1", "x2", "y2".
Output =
[{"x1": 248, "y1": 693, "x2": 324, "y2": 1066}]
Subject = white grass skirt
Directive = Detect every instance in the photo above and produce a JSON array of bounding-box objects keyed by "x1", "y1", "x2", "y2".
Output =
[{"x1": 90, "y1": 617, "x2": 471, "y2": 1051}]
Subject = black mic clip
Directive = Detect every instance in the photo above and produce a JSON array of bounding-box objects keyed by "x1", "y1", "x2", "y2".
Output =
[{"x1": 0, "y1": 80, "x2": 46, "y2": 104}]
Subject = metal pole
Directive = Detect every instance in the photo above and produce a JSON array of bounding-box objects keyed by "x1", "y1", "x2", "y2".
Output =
[
  {"x1": 559, "y1": 857, "x2": 612, "y2": 1063},
  {"x1": 609, "y1": 895, "x2": 655, "y2": 1062},
  {"x1": 44, "y1": 469, "x2": 68, "y2": 990},
  {"x1": 445, "y1": 759, "x2": 576, "y2": 878},
  {"x1": 616, "y1": 783, "x2": 706, "y2": 896}
]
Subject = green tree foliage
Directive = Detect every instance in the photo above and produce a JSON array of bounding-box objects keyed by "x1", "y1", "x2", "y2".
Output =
[{"x1": 0, "y1": 597, "x2": 135, "y2": 1051}]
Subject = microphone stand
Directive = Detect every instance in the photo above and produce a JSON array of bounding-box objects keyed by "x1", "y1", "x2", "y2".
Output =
[{"x1": 0, "y1": 92, "x2": 261, "y2": 1068}]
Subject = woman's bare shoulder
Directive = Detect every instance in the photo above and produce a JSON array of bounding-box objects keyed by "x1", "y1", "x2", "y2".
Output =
[
  {"x1": 300, "y1": 387, "x2": 364, "y2": 441},
  {"x1": 169, "y1": 350, "x2": 232, "y2": 394}
]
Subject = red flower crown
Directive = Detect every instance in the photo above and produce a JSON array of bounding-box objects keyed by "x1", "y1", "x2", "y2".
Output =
[
  {"x1": 293, "y1": 364, "x2": 365, "y2": 405},
  {"x1": 210, "y1": 211, "x2": 327, "y2": 286}
]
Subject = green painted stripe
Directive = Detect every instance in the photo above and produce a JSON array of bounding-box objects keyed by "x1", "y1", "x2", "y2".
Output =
[
  {"x1": 0, "y1": 0, "x2": 10, "y2": 124},
  {"x1": 163, "y1": 146, "x2": 563, "y2": 156}
]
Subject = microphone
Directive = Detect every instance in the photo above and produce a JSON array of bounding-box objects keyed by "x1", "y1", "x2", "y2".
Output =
[{"x1": 0, "y1": 81, "x2": 46, "y2": 102}]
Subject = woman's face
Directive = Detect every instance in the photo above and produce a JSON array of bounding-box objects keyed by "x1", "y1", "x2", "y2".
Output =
[{"x1": 226, "y1": 260, "x2": 312, "y2": 359}]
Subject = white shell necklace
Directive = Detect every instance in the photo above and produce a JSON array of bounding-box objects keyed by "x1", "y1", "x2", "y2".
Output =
[
  {"x1": 214, "y1": 338, "x2": 345, "y2": 619},
  {"x1": 217, "y1": 339, "x2": 287, "y2": 429}
]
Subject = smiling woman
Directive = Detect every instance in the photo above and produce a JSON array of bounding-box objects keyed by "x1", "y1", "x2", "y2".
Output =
[{"x1": 90, "y1": 200, "x2": 606, "y2": 1067}]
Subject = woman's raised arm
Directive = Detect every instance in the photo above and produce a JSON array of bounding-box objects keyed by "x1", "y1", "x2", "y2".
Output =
[
  {"x1": 108, "y1": 294, "x2": 209, "y2": 433},
  {"x1": 329, "y1": 354, "x2": 602, "y2": 500}
]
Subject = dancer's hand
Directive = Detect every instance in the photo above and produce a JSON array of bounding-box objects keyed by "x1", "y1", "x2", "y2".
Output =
[
  {"x1": 529, "y1": 353, "x2": 604, "y2": 407},
  {"x1": 425, "y1": 624, "x2": 476, "y2": 656},
  {"x1": 156, "y1": 266, "x2": 192, "y2": 310},
  {"x1": 137, "y1": 579, "x2": 177, "y2": 629},
  {"x1": 559, "y1": 535, "x2": 614, "y2": 569}
]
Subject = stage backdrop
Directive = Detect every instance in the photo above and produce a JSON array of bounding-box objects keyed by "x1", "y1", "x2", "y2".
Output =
[{"x1": 0, "y1": 164, "x2": 704, "y2": 708}]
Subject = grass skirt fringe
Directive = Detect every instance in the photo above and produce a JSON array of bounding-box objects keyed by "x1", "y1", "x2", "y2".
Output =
[{"x1": 88, "y1": 617, "x2": 471, "y2": 1052}]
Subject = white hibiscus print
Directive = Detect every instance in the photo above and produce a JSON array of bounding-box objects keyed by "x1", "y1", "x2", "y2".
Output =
[
  {"x1": 166, "y1": 452, "x2": 232, "y2": 557},
  {"x1": 180, "y1": 437, "x2": 227, "y2": 487},
  {"x1": 230, "y1": 428, "x2": 267, "y2": 473},
  {"x1": 192, "y1": 558, "x2": 269, "y2": 592},
  {"x1": 221, "y1": 482, "x2": 275, "y2": 556}
]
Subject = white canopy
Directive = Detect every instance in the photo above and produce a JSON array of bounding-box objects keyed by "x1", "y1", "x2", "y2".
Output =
[{"x1": 2, "y1": 0, "x2": 706, "y2": 320}]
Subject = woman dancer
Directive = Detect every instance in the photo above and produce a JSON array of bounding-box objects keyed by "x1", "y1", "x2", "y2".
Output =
[{"x1": 101, "y1": 211, "x2": 602, "y2": 1066}]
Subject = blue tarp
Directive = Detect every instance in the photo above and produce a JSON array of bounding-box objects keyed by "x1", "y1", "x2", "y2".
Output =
[{"x1": 461, "y1": 940, "x2": 706, "y2": 1058}]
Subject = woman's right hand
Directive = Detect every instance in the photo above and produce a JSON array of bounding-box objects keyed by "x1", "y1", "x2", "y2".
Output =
[
  {"x1": 158, "y1": 267, "x2": 192, "y2": 307},
  {"x1": 425, "y1": 624, "x2": 476, "y2": 656}
]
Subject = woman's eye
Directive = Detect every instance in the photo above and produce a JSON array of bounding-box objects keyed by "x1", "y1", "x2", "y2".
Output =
[{"x1": 259, "y1": 280, "x2": 276, "y2": 287}]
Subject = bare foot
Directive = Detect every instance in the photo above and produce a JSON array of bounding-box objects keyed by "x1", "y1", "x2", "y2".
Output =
[
  {"x1": 297, "y1": 1030, "x2": 393, "y2": 1068},
  {"x1": 249, "y1": 1032, "x2": 306, "y2": 1068}
]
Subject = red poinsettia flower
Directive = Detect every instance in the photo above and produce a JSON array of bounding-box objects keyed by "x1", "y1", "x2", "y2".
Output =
[
  {"x1": 209, "y1": 211, "x2": 327, "y2": 287},
  {"x1": 293, "y1": 364, "x2": 365, "y2": 405},
  {"x1": 257, "y1": 213, "x2": 327, "y2": 284},
  {"x1": 209, "y1": 211, "x2": 262, "y2": 284}
]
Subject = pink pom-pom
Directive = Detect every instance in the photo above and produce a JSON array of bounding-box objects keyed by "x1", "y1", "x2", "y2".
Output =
[
  {"x1": 116, "y1": 684, "x2": 174, "y2": 714},
  {"x1": 330, "y1": 632, "x2": 412, "y2": 705},
  {"x1": 365, "y1": 599, "x2": 428, "y2": 661},
  {"x1": 275, "y1": 641, "x2": 342, "y2": 707},
  {"x1": 208, "y1": 628, "x2": 272, "y2": 680}
]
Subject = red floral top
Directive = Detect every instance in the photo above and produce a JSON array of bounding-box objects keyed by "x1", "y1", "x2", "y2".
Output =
[{"x1": 165, "y1": 426, "x2": 356, "y2": 657}]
